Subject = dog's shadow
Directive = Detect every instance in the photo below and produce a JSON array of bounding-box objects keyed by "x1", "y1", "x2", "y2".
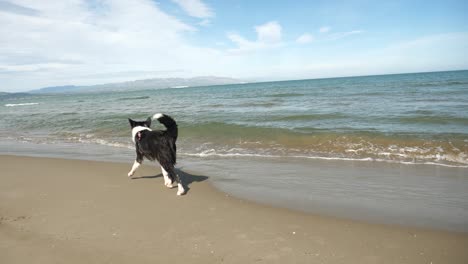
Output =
[{"x1": 131, "y1": 169, "x2": 208, "y2": 194}]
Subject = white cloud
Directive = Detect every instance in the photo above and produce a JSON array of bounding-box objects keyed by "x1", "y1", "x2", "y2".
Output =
[
  {"x1": 171, "y1": 0, "x2": 213, "y2": 18},
  {"x1": 227, "y1": 21, "x2": 282, "y2": 54},
  {"x1": 296, "y1": 33, "x2": 314, "y2": 44},
  {"x1": 227, "y1": 33, "x2": 256, "y2": 48},
  {"x1": 319, "y1": 26, "x2": 331, "y2": 33},
  {"x1": 318, "y1": 26, "x2": 363, "y2": 40},
  {"x1": 255, "y1": 21, "x2": 282, "y2": 43},
  {"x1": 0, "y1": 62, "x2": 71, "y2": 72},
  {"x1": 296, "y1": 28, "x2": 360, "y2": 44},
  {"x1": 327, "y1": 30, "x2": 363, "y2": 40},
  {"x1": 0, "y1": 0, "x2": 233, "y2": 91}
]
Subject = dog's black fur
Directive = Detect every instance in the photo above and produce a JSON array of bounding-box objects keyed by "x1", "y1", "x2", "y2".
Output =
[{"x1": 128, "y1": 114, "x2": 180, "y2": 185}]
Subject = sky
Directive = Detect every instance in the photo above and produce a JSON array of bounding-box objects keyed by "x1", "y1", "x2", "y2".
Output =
[{"x1": 1, "y1": 0, "x2": 467, "y2": 92}]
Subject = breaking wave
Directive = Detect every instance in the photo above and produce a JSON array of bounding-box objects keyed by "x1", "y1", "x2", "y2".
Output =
[{"x1": 5, "y1": 102, "x2": 39, "y2": 107}]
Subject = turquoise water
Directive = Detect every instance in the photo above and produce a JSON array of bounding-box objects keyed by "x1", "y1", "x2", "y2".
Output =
[{"x1": 1, "y1": 70, "x2": 467, "y2": 167}]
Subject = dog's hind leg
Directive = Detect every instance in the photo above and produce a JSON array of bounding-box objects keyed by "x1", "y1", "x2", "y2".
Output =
[
  {"x1": 161, "y1": 166, "x2": 174, "y2": 188},
  {"x1": 128, "y1": 160, "x2": 141, "y2": 177},
  {"x1": 163, "y1": 165, "x2": 185, "y2": 195},
  {"x1": 128, "y1": 151, "x2": 143, "y2": 178}
]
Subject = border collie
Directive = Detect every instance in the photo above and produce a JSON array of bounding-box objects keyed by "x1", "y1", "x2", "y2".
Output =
[{"x1": 127, "y1": 113, "x2": 185, "y2": 196}]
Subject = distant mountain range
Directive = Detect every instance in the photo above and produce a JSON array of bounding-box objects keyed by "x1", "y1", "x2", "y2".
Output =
[
  {"x1": 28, "y1": 76, "x2": 243, "y2": 94},
  {"x1": 0, "y1": 91, "x2": 31, "y2": 98}
]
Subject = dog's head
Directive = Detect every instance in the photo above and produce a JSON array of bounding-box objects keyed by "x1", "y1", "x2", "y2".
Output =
[{"x1": 128, "y1": 117, "x2": 152, "y2": 129}]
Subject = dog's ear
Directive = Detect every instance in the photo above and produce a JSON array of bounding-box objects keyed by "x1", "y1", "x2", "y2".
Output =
[
  {"x1": 145, "y1": 117, "x2": 152, "y2": 127},
  {"x1": 128, "y1": 118, "x2": 136, "y2": 128}
]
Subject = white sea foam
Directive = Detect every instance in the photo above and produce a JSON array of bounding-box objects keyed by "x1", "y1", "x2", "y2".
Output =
[
  {"x1": 5, "y1": 102, "x2": 39, "y2": 107},
  {"x1": 179, "y1": 150, "x2": 468, "y2": 168},
  {"x1": 4, "y1": 132, "x2": 468, "y2": 168},
  {"x1": 7, "y1": 129, "x2": 468, "y2": 168},
  {"x1": 76, "y1": 136, "x2": 133, "y2": 149}
]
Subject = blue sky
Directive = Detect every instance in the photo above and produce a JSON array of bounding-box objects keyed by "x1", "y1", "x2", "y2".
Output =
[{"x1": 0, "y1": 0, "x2": 467, "y2": 92}]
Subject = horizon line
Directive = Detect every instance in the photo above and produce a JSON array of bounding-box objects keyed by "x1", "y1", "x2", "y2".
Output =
[{"x1": 2, "y1": 68, "x2": 467, "y2": 94}]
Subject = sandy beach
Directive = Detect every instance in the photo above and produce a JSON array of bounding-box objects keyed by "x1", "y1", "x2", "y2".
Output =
[{"x1": 1, "y1": 155, "x2": 467, "y2": 263}]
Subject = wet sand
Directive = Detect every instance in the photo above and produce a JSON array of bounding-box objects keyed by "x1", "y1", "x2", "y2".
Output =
[{"x1": 1, "y1": 155, "x2": 467, "y2": 263}]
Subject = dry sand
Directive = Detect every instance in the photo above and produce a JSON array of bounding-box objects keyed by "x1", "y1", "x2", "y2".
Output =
[{"x1": 1, "y1": 155, "x2": 467, "y2": 263}]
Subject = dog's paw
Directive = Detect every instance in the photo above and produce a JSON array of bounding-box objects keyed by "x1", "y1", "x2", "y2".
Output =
[
  {"x1": 163, "y1": 178, "x2": 172, "y2": 188},
  {"x1": 127, "y1": 171, "x2": 134, "y2": 178},
  {"x1": 177, "y1": 184, "x2": 186, "y2": 196}
]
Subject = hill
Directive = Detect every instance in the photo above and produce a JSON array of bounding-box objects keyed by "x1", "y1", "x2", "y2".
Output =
[{"x1": 30, "y1": 76, "x2": 242, "y2": 94}]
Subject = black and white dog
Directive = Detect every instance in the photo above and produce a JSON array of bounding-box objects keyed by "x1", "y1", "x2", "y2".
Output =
[{"x1": 128, "y1": 113, "x2": 185, "y2": 196}]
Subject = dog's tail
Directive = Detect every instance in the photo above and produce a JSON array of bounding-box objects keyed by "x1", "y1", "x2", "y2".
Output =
[{"x1": 152, "y1": 113, "x2": 178, "y2": 140}]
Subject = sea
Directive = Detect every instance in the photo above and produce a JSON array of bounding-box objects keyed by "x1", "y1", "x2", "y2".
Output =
[{"x1": 1, "y1": 70, "x2": 468, "y2": 231}]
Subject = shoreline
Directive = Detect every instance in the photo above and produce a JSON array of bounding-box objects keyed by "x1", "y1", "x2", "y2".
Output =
[
  {"x1": 1, "y1": 136, "x2": 467, "y2": 169},
  {"x1": 1, "y1": 140, "x2": 468, "y2": 233},
  {"x1": 1, "y1": 155, "x2": 468, "y2": 263}
]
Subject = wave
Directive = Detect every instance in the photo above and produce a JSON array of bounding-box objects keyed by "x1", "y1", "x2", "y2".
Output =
[
  {"x1": 179, "y1": 122, "x2": 293, "y2": 140},
  {"x1": 177, "y1": 122, "x2": 468, "y2": 167},
  {"x1": 266, "y1": 93, "x2": 305, "y2": 98},
  {"x1": 271, "y1": 113, "x2": 348, "y2": 121},
  {"x1": 117, "y1": 96, "x2": 150, "y2": 101},
  {"x1": 60, "y1": 112, "x2": 79, "y2": 116},
  {"x1": 179, "y1": 150, "x2": 468, "y2": 168},
  {"x1": 397, "y1": 116, "x2": 468, "y2": 125},
  {"x1": 445, "y1": 81, "x2": 468, "y2": 85},
  {"x1": 79, "y1": 137, "x2": 133, "y2": 149},
  {"x1": 403, "y1": 110, "x2": 436, "y2": 115},
  {"x1": 44, "y1": 132, "x2": 134, "y2": 149},
  {"x1": 6, "y1": 128, "x2": 468, "y2": 168},
  {"x1": 235, "y1": 102, "x2": 278, "y2": 108},
  {"x1": 408, "y1": 80, "x2": 468, "y2": 87},
  {"x1": 4, "y1": 102, "x2": 39, "y2": 107},
  {"x1": 347, "y1": 91, "x2": 387, "y2": 97},
  {"x1": 205, "y1": 104, "x2": 225, "y2": 108}
]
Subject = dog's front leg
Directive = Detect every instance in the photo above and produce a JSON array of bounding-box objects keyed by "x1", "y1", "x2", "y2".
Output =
[{"x1": 161, "y1": 166, "x2": 174, "y2": 188}]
